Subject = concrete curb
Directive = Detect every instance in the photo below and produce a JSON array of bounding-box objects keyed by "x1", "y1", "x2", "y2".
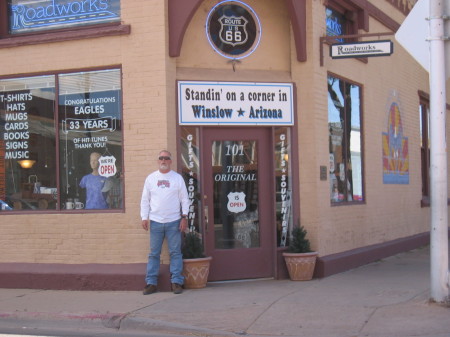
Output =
[
  {"x1": 120, "y1": 314, "x2": 238, "y2": 336},
  {"x1": 0, "y1": 311, "x2": 126, "y2": 331}
]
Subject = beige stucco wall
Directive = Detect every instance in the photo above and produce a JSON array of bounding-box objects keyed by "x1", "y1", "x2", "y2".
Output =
[{"x1": 0, "y1": 0, "x2": 448, "y2": 265}]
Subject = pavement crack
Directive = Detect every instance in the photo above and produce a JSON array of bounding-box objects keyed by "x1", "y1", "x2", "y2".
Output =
[{"x1": 243, "y1": 287, "x2": 309, "y2": 335}]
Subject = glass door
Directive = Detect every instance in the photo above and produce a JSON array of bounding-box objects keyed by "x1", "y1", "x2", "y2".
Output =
[{"x1": 203, "y1": 128, "x2": 273, "y2": 280}]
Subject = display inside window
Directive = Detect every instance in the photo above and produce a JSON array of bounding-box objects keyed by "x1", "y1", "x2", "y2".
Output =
[
  {"x1": 328, "y1": 75, "x2": 363, "y2": 203},
  {"x1": 0, "y1": 75, "x2": 56, "y2": 211},
  {"x1": 9, "y1": 0, "x2": 121, "y2": 35},
  {"x1": 58, "y1": 69, "x2": 123, "y2": 210},
  {"x1": 0, "y1": 69, "x2": 123, "y2": 212},
  {"x1": 326, "y1": 7, "x2": 346, "y2": 42}
]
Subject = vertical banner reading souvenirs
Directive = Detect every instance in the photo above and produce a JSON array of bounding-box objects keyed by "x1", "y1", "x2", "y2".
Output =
[
  {"x1": 180, "y1": 127, "x2": 201, "y2": 232},
  {"x1": 382, "y1": 94, "x2": 409, "y2": 184},
  {"x1": 275, "y1": 127, "x2": 293, "y2": 247},
  {"x1": 58, "y1": 69, "x2": 123, "y2": 210},
  {"x1": 178, "y1": 81, "x2": 294, "y2": 126},
  {"x1": 0, "y1": 75, "x2": 56, "y2": 211},
  {"x1": 9, "y1": 0, "x2": 121, "y2": 34}
]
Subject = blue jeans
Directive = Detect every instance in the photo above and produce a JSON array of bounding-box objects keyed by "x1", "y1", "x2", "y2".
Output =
[{"x1": 145, "y1": 219, "x2": 184, "y2": 286}]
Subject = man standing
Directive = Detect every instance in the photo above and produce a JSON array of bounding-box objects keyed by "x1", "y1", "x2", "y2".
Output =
[{"x1": 140, "y1": 150, "x2": 189, "y2": 294}]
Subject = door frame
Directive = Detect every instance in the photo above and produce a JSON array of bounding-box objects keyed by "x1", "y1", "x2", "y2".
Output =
[
  {"x1": 176, "y1": 125, "x2": 300, "y2": 280},
  {"x1": 200, "y1": 127, "x2": 275, "y2": 281}
]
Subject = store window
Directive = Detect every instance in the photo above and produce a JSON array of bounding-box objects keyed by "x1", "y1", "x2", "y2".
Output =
[
  {"x1": 326, "y1": 7, "x2": 347, "y2": 42},
  {"x1": 0, "y1": 68, "x2": 123, "y2": 212},
  {"x1": 325, "y1": 0, "x2": 369, "y2": 42},
  {"x1": 179, "y1": 126, "x2": 201, "y2": 232},
  {"x1": 419, "y1": 94, "x2": 430, "y2": 205},
  {"x1": 274, "y1": 127, "x2": 293, "y2": 247},
  {"x1": 328, "y1": 74, "x2": 363, "y2": 204}
]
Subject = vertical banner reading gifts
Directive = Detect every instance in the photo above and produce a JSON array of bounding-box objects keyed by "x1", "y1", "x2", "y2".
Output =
[{"x1": 58, "y1": 69, "x2": 123, "y2": 210}]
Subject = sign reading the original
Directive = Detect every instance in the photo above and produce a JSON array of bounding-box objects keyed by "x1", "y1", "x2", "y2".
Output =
[
  {"x1": 330, "y1": 40, "x2": 393, "y2": 59},
  {"x1": 206, "y1": 0, "x2": 261, "y2": 60},
  {"x1": 178, "y1": 81, "x2": 294, "y2": 125},
  {"x1": 9, "y1": 0, "x2": 120, "y2": 34}
]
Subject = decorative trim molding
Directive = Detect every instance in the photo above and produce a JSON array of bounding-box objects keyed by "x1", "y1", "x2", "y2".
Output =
[{"x1": 386, "y1": 0, "x2": 416, "y2": 15}]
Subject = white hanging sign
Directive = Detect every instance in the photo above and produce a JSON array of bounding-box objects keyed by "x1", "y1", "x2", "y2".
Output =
[
  {"x1": 227, "y1": 192, "x2": 246, "y2": 213},
  {"x1": 178, "y1": 81, "x2": 294, "y2": 125},
  {"x1": 98, "y1": 155, "x2": 117, "y2": 177}
]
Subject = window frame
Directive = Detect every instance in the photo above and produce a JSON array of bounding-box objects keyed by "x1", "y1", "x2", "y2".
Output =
[
  {"x1": 0, "y1": 65, "x2": 124, "y2": 214},
  {"x1": 419, "y1": 92, "x2": 430, "y2": 206},
  {"x1": 418, "y1": 90, "x2": 450, "y2": 207},
  {"x1": 328, "y1": 72, "x2": 365, "y2": 205}
]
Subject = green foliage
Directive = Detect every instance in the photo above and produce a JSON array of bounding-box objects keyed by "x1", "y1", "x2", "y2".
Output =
[
  {"x1": 182, "y1": 231, "x2": 206, "y2": 259},
  {"x1": 287, "y1": 226, "x2": 312, "y2": 253}
]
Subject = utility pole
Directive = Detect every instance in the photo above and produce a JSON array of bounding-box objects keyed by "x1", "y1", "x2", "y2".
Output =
[{"x1": 429, "y1": 0, "x2": 449, "y2": 303}]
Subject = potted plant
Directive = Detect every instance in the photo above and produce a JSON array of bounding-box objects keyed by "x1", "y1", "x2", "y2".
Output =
[
  {"x1": 182, "y1": 231, "x2": 212, "y2": 289},
  {"x1": 282, "y1": 225, "x2": 318, "y2": 281}
]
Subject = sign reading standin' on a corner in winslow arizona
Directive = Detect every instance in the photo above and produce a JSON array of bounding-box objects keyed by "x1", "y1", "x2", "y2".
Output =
[{"x1": 178, "y1": 81, "x2": 294, "y2": 125}]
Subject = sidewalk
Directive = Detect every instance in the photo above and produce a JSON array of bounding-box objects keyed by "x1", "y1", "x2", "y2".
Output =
[{"x1": 0, "y1": 246, "x2": 449, "y2": 337}]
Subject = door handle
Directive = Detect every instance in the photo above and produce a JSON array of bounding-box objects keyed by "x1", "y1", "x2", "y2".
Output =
[{"x1": 204, "y1": 205, "x2": 209, "y2": 232}]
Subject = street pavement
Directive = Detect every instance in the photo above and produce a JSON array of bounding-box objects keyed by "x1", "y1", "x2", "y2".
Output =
[{"x1": 0, "y1": 245, "x2": 449, "y2": 337}]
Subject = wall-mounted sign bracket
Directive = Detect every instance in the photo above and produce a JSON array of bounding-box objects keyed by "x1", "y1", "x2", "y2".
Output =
[{"x1": 320, "y1": 32, "x2": 394, "y2": 66}]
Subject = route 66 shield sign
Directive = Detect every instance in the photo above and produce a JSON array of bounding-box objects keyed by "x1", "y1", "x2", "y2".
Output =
[
  {"x1": 218, "y1": 15, "x2": 248, "y2": 47},
  {"x1": 98, "y1": 155, "x2": 117, "y2": 177},
  {"x1": 227, "y1": 192, "x2": 246, "y2": 213},
  {"x1": 206, "y1": 1, "x2": 261, "y2": 59}
]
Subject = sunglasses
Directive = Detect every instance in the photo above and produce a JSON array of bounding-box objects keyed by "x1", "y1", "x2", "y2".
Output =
[{"x1": 158, "y1": 156, "x2": 171, "y2": 161}]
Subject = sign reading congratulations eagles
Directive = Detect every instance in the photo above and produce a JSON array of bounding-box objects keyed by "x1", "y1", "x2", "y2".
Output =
[
  {"x1": 206, "y1": 0, "x2": 262, "y2": 59},
  {"x1": 178, "y1": 81, "x2": 294, "y2": 125}
]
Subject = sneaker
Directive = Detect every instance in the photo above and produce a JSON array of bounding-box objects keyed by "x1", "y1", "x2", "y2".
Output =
[
  {"x1": 143, "y1": 284, "x2": 157, "y2": 295},
  {"x1": 172, "y1": 283, "x2": 183, "y2": 294}
]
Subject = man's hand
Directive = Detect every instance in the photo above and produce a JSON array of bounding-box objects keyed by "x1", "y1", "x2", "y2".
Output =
[
  {"x1": 179, "y1": 218, "x2": 187, "y2": 232},
  {"x1": 141, "y1": 219, "x2": 149, "y2": 231}
]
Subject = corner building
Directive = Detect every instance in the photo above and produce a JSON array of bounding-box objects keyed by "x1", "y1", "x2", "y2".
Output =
[{"x1": 0, "y1": 0, "x2": 448, "y2": 289}]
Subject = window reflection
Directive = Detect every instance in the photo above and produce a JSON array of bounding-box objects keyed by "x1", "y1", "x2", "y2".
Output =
[{"x1": 328, "y1": 75, "x2": 363, "y2": 203}]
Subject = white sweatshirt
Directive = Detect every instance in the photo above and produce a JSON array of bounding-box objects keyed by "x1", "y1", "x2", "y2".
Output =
[{"x1": 140, "y1": 170, "x2": 189, "y2": 223}]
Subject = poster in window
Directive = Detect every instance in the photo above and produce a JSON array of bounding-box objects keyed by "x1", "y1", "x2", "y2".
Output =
[{"x1": 58, "y1": 69, "x2": 123, "y2": 210}]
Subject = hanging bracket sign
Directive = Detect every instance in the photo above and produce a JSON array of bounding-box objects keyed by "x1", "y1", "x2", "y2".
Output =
[
  {"x1": 178, "y1": 81, "x2": 294, "y2": 125},
  {"x1": 330, "y1": 40, "x2": 394, "y2": 59}
]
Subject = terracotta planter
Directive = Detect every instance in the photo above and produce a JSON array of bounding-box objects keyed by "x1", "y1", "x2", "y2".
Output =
[
  {"x1": 182, "y1": 256, "x2": 212, "y2": 289},
  {"x1": 282, "y1": 252, "x2": 318, "y2": 281}
]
